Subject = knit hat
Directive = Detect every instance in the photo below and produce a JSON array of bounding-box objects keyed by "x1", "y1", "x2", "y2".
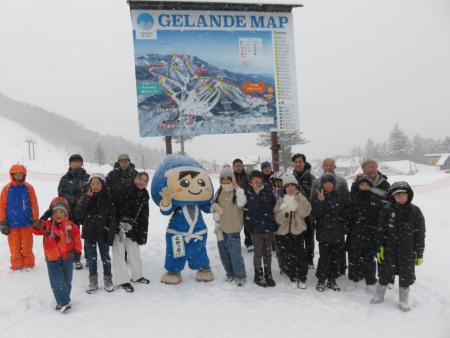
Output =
[
  {"x1": 220, "y1": 165, "x2": 234, "y2": 179},
  {"x1": 89, "y1": 173, "x2": 106, "y2": 183},
  {"x1": 118, "y1": 153, "x2": 131, "y2": 161},
  {"x1": 282, "y1": 174, "x2": 298, "y2": 187},
  {"x1": 69, "y1": 154, "x2": 83, "y2": 163},
  {"x1": 50, "y1": 197, "x2": 69, "y2": 215},
  {"x1": 361, "y1": 158, "x2": 378, "y2": 168},
  {"x1": 320, "y1": 173, "x2": 336, "y2": 186},
  {"x1": 249, "y1": 170, "x2": 264, "y2": 180},
  {"x1": 261, "y1": 161, "x2": 272, "y2": 170},
  {"x1": 271, "y1": 171, "x2": 283, "y2": 181},
  {"x1": 356, "y1": 174, "x2": 373, "y2": 187}
]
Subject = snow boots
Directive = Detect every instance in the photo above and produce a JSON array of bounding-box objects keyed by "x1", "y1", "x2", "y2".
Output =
[
  {"x1": 316, "y1": 280, "x2": 326, "y2": 292},
  {"x1": 196, "y1": 267, "x2": 214, "y2": 282},
  {"x1": 120, "y1": 283, "x2": 134, "y2": 293},
  {"x1": 104, "y1": 274, "x2": 114, "y2": 292},
  {"x1": 86, "y1": 274, "x2": 98, "y2": 294},
  {"x1": 132, "y1": 277, "x2": 150, "y2": 284},
  {"x1": 327, "y1": 279, "x2": 341, "y2": 291},
  {"x1": 264, "y1": 270, "x2": 276, "y2": 287},
  {"x1": 161, "y1": 272, "x2": 182, "y2": 285},
  {"x1": 370, "y1": 284, "x2": 387, "y2": 304},
  {"x1": 254, "y1": 269, "x2": 267, "y2": 287},
  {"x1": 399, "y1": 287, "x2": 411, "y2": 312}
]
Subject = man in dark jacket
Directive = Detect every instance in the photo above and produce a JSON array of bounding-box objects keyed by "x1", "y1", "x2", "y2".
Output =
[
  {"x1": 292, "y1": 153, "x2": 316, "y2": 268},
  {"x1": 106, "y1": 154, "x2": 139, "y2": 205},
  {"x1": 351, "y1": 159, "x2": 390, "y2": 198},
  {"x1": 371, "y1": 182, "x2": 425, "y2": 312},
  {"x1": 233, "y1": 158, "x2": 252, "y2": 250},
  {"x1": 311, "y1": 174, "x2": 348, "y2": 292},
  {"x1": 58, "y1": 154, "x2": 89, "y2": 269},
  {"x1": 244, "y1": 170, "x2": 277, "y2": 287}
]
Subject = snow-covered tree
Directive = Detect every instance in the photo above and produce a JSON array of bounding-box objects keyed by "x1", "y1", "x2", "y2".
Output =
[{"x1": 388, "y1": 124, "x2": 411, "y2": 160}]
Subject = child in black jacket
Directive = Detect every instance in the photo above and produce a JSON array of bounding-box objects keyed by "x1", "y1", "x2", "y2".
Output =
[
  {"x1": 371, "y1": 181, "x2": 425, "y2": 312},
  {"x1": 311, "y1": 174, "x2": 348, "y2": 292}
]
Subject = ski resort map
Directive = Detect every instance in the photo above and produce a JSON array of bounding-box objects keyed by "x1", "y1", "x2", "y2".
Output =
[{"x1": 131, "y1": 10, "x2": 299, "y2": 137}]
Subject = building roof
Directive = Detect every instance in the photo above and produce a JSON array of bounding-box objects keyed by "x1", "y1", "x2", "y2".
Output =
[{"x1": 436, "y1": 153, "x2": 450, "y2": 166}]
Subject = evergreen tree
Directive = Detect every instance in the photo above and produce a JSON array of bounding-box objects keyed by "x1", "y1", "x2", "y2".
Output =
[
  {"x1": 257, "y1": 131, "x2": 308, "y2": 170},
  {"x1": 94, "y1": 142, "x2": 106, "y2": 166},
  {"x1": 388, "y1": 124, "x2": 411, "y2": 160}
]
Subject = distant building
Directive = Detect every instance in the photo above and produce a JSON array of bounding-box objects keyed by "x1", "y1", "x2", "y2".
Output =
[
  {"x1": 425, "y1": 153, "x2": 450, "y2": 170},
  {"x1": 335, "y1": 157, "x2": 361, "y2": 178}
]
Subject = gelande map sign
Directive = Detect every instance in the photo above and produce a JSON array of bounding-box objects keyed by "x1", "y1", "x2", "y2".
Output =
[{"x1": 130, "y1": 9, "x2": 299, "y2": 137}]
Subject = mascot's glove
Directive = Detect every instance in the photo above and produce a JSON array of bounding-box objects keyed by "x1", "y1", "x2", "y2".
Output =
[
  {"x1": 159, "y1": 187, "x2": 174, "y2": 207},
  {"x1": 376, "y1": 247, "x2": 384, "y2": 263},
  {"x1": 0, "y1": 221, "x2": 8, "y2": 236},
  {"x1": 415, "y1": 252, "x2": 423, "y2": 266},
  {"x1": 40, "y1": 208, "x2": 52, "y2": 221},
  {"x1": 213, "y1": 204, "x2": 223, "y2": 215}
]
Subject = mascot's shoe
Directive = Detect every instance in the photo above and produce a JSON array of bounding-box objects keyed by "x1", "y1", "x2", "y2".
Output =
[
  {"x1": 196, "y1": 267, "x2": 214, "y2": 282},
  {"x1": 161, "y1": 272, "x2": 182, "y2": 285}
]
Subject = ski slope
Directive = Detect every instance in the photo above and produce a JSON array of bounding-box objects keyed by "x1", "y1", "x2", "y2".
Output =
[{"x1": 0, "y1": 170, "x2": 449, "y2": 338}]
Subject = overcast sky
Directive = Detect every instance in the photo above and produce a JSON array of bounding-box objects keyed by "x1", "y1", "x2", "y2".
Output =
[{"x1": 0, "y1": 0, "x2": 449, "y2": 164}]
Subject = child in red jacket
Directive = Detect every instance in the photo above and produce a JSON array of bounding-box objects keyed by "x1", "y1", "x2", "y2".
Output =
[
  {"x1": 0, "y1": 164, "x2": 39, "y2": 270},
  {"x1": 33, "y1": 197, "x2": 82, "y2": 313}
]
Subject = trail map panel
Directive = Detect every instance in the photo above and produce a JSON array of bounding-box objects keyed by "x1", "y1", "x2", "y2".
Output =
[{"x1": 131, "y1": 10, "x2": 299, "y2": 137}]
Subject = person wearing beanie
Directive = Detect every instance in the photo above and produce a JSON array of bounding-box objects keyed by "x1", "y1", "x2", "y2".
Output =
[
  {"x1": 212, "y1": 165, "x2": 247, "y2": 286},
  {"x1": 371, "y1": 181, "x2": 425, "y2": 312},
  {"x1": 260, "y1": 161, "x2": 273, "y2": 188},
  {"x1": 312, "y1": 172, "x2": 348, "y2": 292},
  {"x1": 274, "y1": 174, "x2": 312, "y2": 289},
  {"x1": 32, "y1": 197, "x2": 82, "y2": 313},
  {"x1": 0, "y1": 164, "x2": 39, "y2": 270},
  {"x1": 346, "y1": 174, "x2": 385, "y2": 290},
  {"x1": 74, "y1": 174, "x2": 116, "y2": 294},
  {"x1": 106, "y1": 153, "x2": 138, "y2": 206},
  {"x1": 291, "y1": 153, "x2": 316, "y2": 269},
  {"x1": 270, "y1": 172, "x2": 284, "y2": 201},
  {"x1": 232, "y1": 158, "x2": 252, "y2": 251},
  {"x1": 351, "y1": 159, "x2": 390, "y2": 199},
  {"x1": 58, "y1": 154, "x2": 89, "y2": 270},
  {"x1": 244, "y1": 169, "x2": 277, "y2": 287}
]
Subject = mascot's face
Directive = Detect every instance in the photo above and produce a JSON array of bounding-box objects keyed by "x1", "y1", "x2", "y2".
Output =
[{"x1": 167, "y1": 170, "x2": 212, "y2": 202}]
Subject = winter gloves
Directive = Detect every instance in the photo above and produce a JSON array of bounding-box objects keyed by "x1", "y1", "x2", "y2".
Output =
[
  {"x1": 376, "y1": 246, "x2": 384, "y2": 263},
  {"x1": 0, "y1": 221, "x2": 8, "y2": 235},
  {"x1": 415, "y1": 252, "x2": 424, "y2": 266}
]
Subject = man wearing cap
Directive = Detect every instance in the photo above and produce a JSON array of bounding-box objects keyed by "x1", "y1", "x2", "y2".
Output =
[
  {"x1": 260, "y1": 161, "x2": 273, "y2": 189},
  {"x1": 58, "y1": 154, "x2": 90, "y2": 270},
  {"x1": 351, "y1": 159, "x2": 390, "y2": 198},
  {"x1": 106, "y1": 154, "x2": 139, "y2": 205}
]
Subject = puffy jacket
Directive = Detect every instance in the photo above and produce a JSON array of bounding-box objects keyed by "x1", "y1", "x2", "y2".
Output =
[
  {"x1": 0, "y1": 165, "x2": 39, "y2": 228},
  {"x1": 115, "y1": 185, "x2": 150, "y2": 245},
  {"x1": 311, "y1": 190, "x2": 348, "y2": 244},
  {"x1": 57, "y1": 168, "x2": 90, "y2": 221},
  {"x1": 377, "y1": 182, "x2": 425, "y2": 287},
  {"x1": 293, "y1": 163, "x2": 316, "y2": 199},
  {"x1": 106, "y1": 162, "x2": 138, "y2": 204},
  {"x1": 244, "y1": 185, "x2": 277, "y2": 233},
  {"x1": 274, "y1": 193, "x2": 311, "y2": 235},
  {"x1": 74, "y1": 188, "x2": 116, "y2": 245},
  {"x1": 32, "y1": 219, "x2": 82, "y2": 261}
]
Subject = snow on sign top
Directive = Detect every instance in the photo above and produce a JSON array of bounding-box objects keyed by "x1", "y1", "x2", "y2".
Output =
[{"x1": 129, "y1": 0, "x2": 301, "y2": 5}]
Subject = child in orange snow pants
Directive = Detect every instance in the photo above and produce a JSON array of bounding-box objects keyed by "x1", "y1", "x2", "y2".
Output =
[{"x1": 0, "y1": 164, "x2": 39, "y2": 270}]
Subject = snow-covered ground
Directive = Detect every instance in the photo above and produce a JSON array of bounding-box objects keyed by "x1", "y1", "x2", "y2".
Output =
[{"x1": 0, "y1": 170, "x2": 449, "y2": 338}]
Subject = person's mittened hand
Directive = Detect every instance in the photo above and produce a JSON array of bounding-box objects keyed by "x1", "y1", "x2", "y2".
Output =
[
  {"x1": 40, "y1": 208, "x2": 52, "y2": 221},
  {"x1": 232, "y1": 177, "x2": 239, "y2": 190},
  {"x1": 0, "y1": 221, "x2": 8, "y2": 236},
  {"x1": 415, "y1": 252, "x2": 423, "y2": 266},
  {"x1": 213, "y1": 204, "x2": 223, "y2": 215},
  {"x1": 159, "y1": 187, "x2": 174, "y2": 206},
  {"x1": 376, "y1": 246, "x2": 384, "y2": 263}
]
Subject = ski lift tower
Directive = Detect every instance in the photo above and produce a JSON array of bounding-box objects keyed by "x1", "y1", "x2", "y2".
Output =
[{"x1": 127, "y1": 0, "x2": 302, "y2": 171}]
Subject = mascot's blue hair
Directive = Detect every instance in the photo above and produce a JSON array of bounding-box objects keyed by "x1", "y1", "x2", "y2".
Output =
[{"x1": 150, "y1": 154, "x2": 213, "y2": 207}]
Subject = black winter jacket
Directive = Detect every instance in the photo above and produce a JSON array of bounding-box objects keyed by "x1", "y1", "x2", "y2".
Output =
[
  {"x1": 58, "y1": 168, "x2": 90, "y2": 222},
  {"x1": 351, "y1": 171, "x2": 390, "y2": 199},
  {"x1": 106, "y1": 162, "x2": 138, "y2": 203},
  {"x1": 74, "y1": 188, "x2": 116, "y2": 245},
  {"x1": 293, "y1": 163, "x2": 316, "y2": 199},
  {"x1": 244, "y1": 185, "x2": 277, "y2": 233},
  {"x1": 234, "y1": 171, "x2": 249, "y2": 191},
  {"x1": 377, "y1": 190, "x2": 425, "y2": 287},
  {"x1": 116, "y1": 185, "x2": 150, "y2": 245},
  {"x1": 311, "y1": 190, "x2": 348, "y2": 244}
]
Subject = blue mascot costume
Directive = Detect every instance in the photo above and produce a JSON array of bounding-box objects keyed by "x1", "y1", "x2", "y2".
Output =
[{"x1": 151, "y1": 155, "x2": 220, "y2": 284}]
